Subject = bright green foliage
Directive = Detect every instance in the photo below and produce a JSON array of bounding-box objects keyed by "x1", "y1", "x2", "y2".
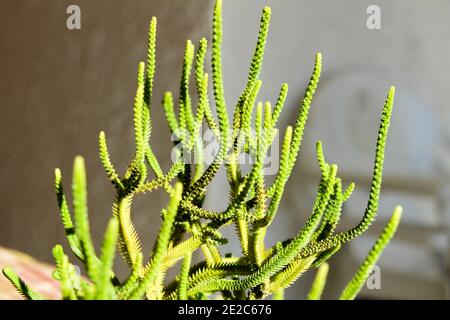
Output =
[
  {"x1": 72, "y1": 156, "x2": 98, "y2": 281},
  {"x1": 178, "y1": 253, "x2": 192, "y2": 300},
  {"x1": 3, "y1": 0, "x2": 400, "y2": 300},
  {"x1": 2, "y1": 268, "x2": 43, "y2": 300},
  {"x1": 129, "y1": 182, "x2": 183, "y2": 299},
  {"x1": 54, "y1": 168, "x2": 84, "y2": 260},
  {"x1": 96, "y1": 217, "x2": 119, "y2": 299},
  {"x1": 340, "y1": 206, "x2": 402, "y2": 300},
  {"x1": 307, "y1": 263, "x2": 329, "y2": 300},
  {"x1": 52, "y1": 245, "x2": 74, "y2": 299}
]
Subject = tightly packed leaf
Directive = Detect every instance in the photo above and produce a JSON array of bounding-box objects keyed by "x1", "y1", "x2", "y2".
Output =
[{"x1": 3, "y1": 0, "x2": 401, "y2": 300}]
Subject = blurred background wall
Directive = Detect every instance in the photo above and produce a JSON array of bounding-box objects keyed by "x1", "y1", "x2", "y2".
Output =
[{"x1": 1, "y1": 0, "x2": 449, "y2": 299}]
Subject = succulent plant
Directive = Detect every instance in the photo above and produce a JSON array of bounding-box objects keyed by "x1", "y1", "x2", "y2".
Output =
[{"x1": 2, "y1": 0, "x2": 401, "y2": 300}]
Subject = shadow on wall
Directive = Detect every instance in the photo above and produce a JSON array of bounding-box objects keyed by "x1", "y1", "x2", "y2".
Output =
[{"x1": 0, "y1": 0, "x2": 211, "y2": 277}]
